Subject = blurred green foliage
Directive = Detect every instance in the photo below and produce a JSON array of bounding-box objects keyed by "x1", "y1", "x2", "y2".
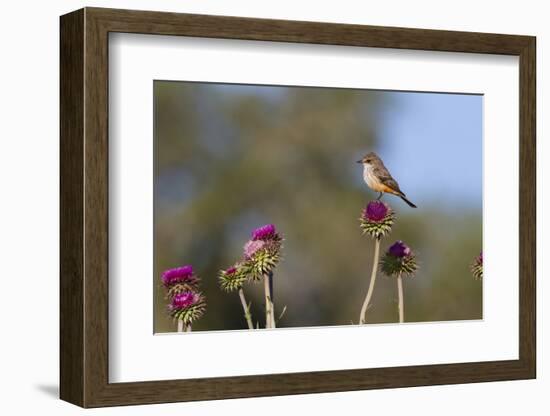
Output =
[{"x1": 154, "y1": 81, "x2": 482, "y2": 333}]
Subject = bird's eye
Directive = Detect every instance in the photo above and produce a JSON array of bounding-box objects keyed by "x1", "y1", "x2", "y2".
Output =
[{"x1": 365, "y1": 159, "x2": 370, "y2": 163}]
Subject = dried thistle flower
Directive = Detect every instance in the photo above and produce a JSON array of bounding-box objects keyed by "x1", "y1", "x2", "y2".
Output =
[
  {"x1": 471, "y1": 251, "x2": 483, "y2": 280},
  {"x1": 359, "y1": 200, "x2": 395, "y2": 239},
  {"x1": 380, "y1": 240, "x2": 418, "y2": 277}
]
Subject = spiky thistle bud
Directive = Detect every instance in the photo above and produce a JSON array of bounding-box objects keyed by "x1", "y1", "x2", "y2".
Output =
[
  {"x1": 380, "y1": 240, "x2": 418, "y2": 277},
  {"x1": 244, "y1": 224, "x2": 283, "y2": 281},
  {"x1": 161, "y1": 265, "x2": 201, "y2": 298},
  {"x1": 219, "y1": 263, "x2": 250, "y2": 292},
  {"x1": 471, "y1": 251, "x2": 483, "y2": 280},
  {"x1": 168, "y1": 290, "x2": 206, "y2": 325},
  {"x1": 359, "y1": 200, "x2": 395, "y2": 239}
]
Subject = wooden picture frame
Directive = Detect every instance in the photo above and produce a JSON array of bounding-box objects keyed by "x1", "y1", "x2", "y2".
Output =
[{"x1": 60, "y1": 7, "x2": 536, "y2": 408}]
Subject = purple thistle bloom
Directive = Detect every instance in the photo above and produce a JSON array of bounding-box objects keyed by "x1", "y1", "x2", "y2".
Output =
[
  {"x1": 225, "y1": 266, "x2": 237, "y2": 275},
  {"x1": 252, "y1": 224, "x2": 277, "y2": 241},
  {"x1": 363, "y1": 200, "x2": 389, "y2": 222},
  {"x1": 388, "y1": 240, "x2": 412, "y2": 258},
  {"x1": 170, "y1": 291, "x2": 199, "y2": 310},
  {"x1": 478, "y1": 251, "x2": 483, "y2": 265},
  {"x1": 244, "y1": 239, "x2": 265, "y2": 259},
  {"x1": 161, "y1": 265, "x2": 194, "y2": 286}
]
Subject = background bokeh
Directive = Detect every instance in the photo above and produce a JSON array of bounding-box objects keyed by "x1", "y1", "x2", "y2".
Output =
[{"x1": 154, "y1": 81, "x2": 482, "y2": 333}]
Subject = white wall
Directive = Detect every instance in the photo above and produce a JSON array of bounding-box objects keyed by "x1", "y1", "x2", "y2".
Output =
[{"x1": 0, "y1": 1, "x2": 545, "y2": 414}]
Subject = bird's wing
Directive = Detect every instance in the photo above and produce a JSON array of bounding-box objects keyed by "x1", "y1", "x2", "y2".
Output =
[{"x1": 373, "y1": 166, "x2": 403, "y2": 194}]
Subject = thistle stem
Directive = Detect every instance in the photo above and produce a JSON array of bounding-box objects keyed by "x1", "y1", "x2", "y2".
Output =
[
  {"x1": 185, "y1": 324, "x2": 192, "y2": 332},
  {"x1": 177, "y1": 319, "x2": 184, "y2": 333},
  {"x1": 238, "y1": 288, "x2": 254, "y2": 330},
  {"x1": 397, "y1": 273, "x2": 404, "y2": 323},
  {"x1": 269, "y1": 271, "x2": 276, "y2": 328},
  {"x1": 359, "y1": 237, "x2": 381, "y2": 325},
  {"x1": 263, "y1": 274, "x2": 273, "y2": 328}
]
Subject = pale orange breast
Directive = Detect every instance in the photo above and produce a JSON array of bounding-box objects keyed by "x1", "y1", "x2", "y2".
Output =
[
  {"x1": 363, "y1": 167, "x2": 384, "y2": 191},
  {"x1": 363, "y1": 166, "x2": 398, "y2": 194}
]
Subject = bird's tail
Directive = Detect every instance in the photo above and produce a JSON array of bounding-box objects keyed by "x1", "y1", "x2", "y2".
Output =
[{"x1": 400, "y1": 195, "x2": 417, "y2": 208}]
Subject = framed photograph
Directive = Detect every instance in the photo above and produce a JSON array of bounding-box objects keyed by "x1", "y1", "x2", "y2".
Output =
[{"x1": 60, "y1": 7, "x2": 536, "y2": 408}]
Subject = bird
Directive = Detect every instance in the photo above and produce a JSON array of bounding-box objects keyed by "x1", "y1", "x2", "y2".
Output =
[{"x1": 357, "y1": 152, "x2": 417, "y2": 208}]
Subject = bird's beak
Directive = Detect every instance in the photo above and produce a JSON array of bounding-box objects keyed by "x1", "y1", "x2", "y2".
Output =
[{"x1": 356, "y1": 160, "x2": 363, "y2": 164}]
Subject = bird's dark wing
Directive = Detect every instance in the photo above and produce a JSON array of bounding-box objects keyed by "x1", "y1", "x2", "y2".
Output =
[{"x1": 373, "y1": 166, "x2": 403, "y2": 194}]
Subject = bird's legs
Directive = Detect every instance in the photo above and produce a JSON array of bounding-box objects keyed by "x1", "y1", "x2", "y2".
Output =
[{"x1": 376, "y1": 192, "x2": 383, "y2": 200}]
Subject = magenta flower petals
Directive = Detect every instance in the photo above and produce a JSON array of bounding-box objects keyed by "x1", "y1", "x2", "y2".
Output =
[
  {"x1": 161, "y1": 265, "x2": 196, "y2": 286},
  {"x1": 244, "y1": 239, "x2": 265, "y2": 259},
  {"x1": 359, "y1": 201, "x2": 394, "y2": 239},
  {"x1": 381, "y1": 241, "x2": 418, "y2": 277},
  {"x1": 170, "y1": 291, "x2": 199, "y2": 310},
  {"x1": 162, "y1": 265, "x2": 192, "y2": 280},
  {"x1": 364, "y1": 200, "x2": 389, "y2": 222},
  {"x1": 225, "y1": 266, "x2": 237, "y2": 275},
  {"x1": 169, "y1": 290, "x2": 206, "y2": 324},
  {"x1": 252, "y1": 224, "x2": 277, "y2": 241},
  {"x1": 388, "y1": 240, "x2": 412, "y2": 258}
]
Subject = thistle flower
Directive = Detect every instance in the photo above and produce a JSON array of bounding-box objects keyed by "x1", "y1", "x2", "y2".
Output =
[
  {"x1": 471, "y1": 251, "x2": 483, "y2": 280},
  {"x1": 168, "y1": 290, "x2": 206, "y2": 325},
  {"x1": 389, "y1": 240, "x2": 412, "y2": 257},
  {"x1": 171, "y1": 291, "x2": 198, "y2": 309},
  {"x1": 219, "y1": 263, "x2": 250, "y2": 292},
  {"x1": 252, "y1": 224, "x2": 277, "y2": 241},
  {"x1": 359, "y1": 200, "x2": 395, "y2": 239},
  {"x1": 242, "y1": 224, "x2": 283, "y2": 329},
  {"x1": 380, "y1": 241, "x2": 418, "y2": 324},
  {"x1": 380, "y1": 240, "x2": 418, "y2": 277},
  {"x1": 244, "y1": 224, "x2": 283, "y2": 281},
  {"x1": 161, "y1": 265, "x2": 199, "y2": 287}
]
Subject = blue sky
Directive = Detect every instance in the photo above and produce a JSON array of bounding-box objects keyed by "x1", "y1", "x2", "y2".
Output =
[
  {"x1": 191, "y1": 83, "x2": 483, "y2": 211},
  {"x1": 375, "y1": 91, "x2": 482, "y2": 209}
]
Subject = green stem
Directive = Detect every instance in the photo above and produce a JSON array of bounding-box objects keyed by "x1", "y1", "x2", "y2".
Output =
[
  {"x1": 359, "y1": 237, "x2": 381, "y2": 325},
  {"x1": 397, "y1": 273, "x2": 404, "y2": 323},
  {"x1": 185, "y1": 323, "x2": 192, "y2": 332},
  {"x1": 238, "y1": 288, "x2": 254, "y2": 330},
  {"x1": 177, "y1": 319, "x2": 184, "y2": 333}
]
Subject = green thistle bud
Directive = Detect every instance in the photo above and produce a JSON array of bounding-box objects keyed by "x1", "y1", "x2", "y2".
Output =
[
  {"x1": 219, "y1": 263, "x2": 249, "y2": 292},
  {"x1": 246, "y1": 244, "x2": 281, "y2": 281}
]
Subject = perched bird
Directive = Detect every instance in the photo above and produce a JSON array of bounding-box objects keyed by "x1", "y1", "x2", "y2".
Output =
[{"x1": 357, "y1": 152, "x2": 417, "y2": 208}]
